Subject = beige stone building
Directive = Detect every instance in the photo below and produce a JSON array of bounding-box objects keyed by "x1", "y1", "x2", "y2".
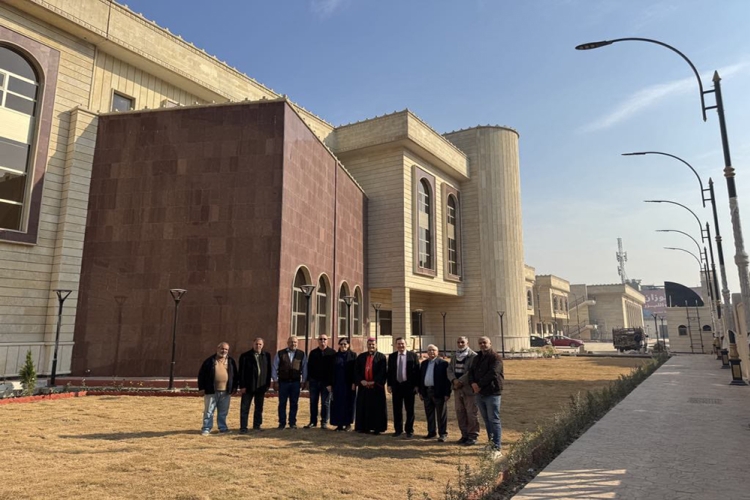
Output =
[
  {"x1": 0, "y1": 0, "x2": 528, "y2": 377},
  {"x1": 528, "y1": 274, "x2": 569, "y2": 336},
  {"x1": 569, "y1": 284, "x2": 645, "y2": 341}
]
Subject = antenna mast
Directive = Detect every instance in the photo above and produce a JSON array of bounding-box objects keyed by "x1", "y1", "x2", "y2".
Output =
[{"x1": 616, "y1": 238, "x2": 629, "y2": 284}]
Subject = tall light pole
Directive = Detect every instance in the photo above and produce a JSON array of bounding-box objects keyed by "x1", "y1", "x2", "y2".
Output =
[
  {"x1": 413, "y1": 308, "x2": 424, "y2": 353},
  {"x1": 50, "y1": 289, "x2": 72, "y2": 386},
  {"x1": 343, "y1": 295, "x2": 355, "y2": 342},
  {"x1": 497, "y1": 311, "x2": 506, "y2": 359},
  {"x1": 168, "y1": 288, "x2": 187, "y2": 390},
  {"x1": 300, "y1": 285, "x2": 316, "y2": 357},
  {"x1": 577, "y1": 37, "x2": 750, "y2": 368},
  {"x1": 440, "y1": 312, "x2": 447, "y2": 354},
  {"x1": 372, "y1": 302, "x2": 382, "y2": 344}
]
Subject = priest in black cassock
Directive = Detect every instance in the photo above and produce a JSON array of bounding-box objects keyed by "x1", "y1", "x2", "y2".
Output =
[{"x1": 354, "y1": 337, "x2": 388, "y2": 434}]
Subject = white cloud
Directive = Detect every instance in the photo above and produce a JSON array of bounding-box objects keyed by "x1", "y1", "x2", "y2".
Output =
[
  {"x1": 311, "y1": 0, "x2": 345, "y2": 18},
  {"x1": 578, "y1": 62, "x2": 749, "y2": 134}
]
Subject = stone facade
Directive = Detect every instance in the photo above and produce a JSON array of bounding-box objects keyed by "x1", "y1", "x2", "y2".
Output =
[
  {"x1": 570, "y1": 284, "x2": 645, "y2": 341},
  {"x1": 529, "y1": 275, "x2": 570, "y2": 336}
]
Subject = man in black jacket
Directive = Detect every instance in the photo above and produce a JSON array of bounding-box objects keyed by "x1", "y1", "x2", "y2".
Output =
[
  {"x1": 197, "y1": 342, "x2": 238, "y2": 436},
  {"x1": 238, "y1": 338, "x2": 272, "y2": 433},
  {"x1": 304, "y1": 334, "x2": 336, "y2": 429},
  {"x1": 418, "y1": 344, "x2": 451, "y2": 442},
  {"x1": 387, "y1": 337, "x2": 420, "y2": 438},
  {"x1": 468, "y1": 336, "x2": 504, "y2": 456}
]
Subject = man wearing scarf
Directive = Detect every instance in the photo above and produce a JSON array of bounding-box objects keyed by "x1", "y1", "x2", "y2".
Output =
[
  {"x1": 447, "y1": 336, "x2": 479, "y2": 445},
  {"x1": 354, "y1": 337, "x2": 387, "y2": 434}
]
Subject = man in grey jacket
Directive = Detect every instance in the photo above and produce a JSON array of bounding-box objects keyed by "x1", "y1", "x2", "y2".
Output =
[{"x1": 447, "y1": 336, "x2": 479, "y2": 445}]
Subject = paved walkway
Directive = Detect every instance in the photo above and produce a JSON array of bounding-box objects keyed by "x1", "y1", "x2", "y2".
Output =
[{"x1": 514, "y1": 355, "x2": 749, "y2": 500}]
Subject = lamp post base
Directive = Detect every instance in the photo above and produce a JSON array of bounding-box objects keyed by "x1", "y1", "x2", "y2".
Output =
[{"x1": 728, "y1": 359, "x2": 747, "y2": 385}]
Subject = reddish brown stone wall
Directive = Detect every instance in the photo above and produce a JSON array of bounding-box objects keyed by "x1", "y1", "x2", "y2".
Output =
[
  {"x1": 73, "y1": 102, "x2": 287, "y2": 377},
  {"x1": 275, "y1": 105, "x2": 367, "y2": 354}
]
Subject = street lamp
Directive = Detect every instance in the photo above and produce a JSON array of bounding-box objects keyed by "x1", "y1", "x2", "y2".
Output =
[
  {"x1": 168, "y1": 288, "x2": 187, "y2": 390},
  {"x1": 300, "y1": 284, "x2": 317, "y2": 356},
  {"x1": 49, "y1": 289, "x2": 72, "y2": 386},
  {"x1": 343, "y1": 295, "x2": 355, "y2": 342},
  {"x1": 577, "y1": 37, "x2": 750, "y2": 368},
  {"x1": 497, "y1": 311, "x2": 505, "y2": 358},
  {"x1": 440, "y1": 312, "x2": 447, "y2": 354},
  {"x1": 413, "y1": 308, "x2": 424, "y2": 353},
  {"x1": 626, "y1": 152, "x2": 730, "y2": 335},
  {"x1": 372, "y1": 302, "x2": 382, "y2": 344}
]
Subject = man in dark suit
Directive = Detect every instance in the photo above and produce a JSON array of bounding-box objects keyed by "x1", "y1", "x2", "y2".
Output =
[
  {"x1": 387, "y1": 337, "x2": 420, "y2": 438},
  {"x1": 419, "y1": 344, "x2": 451, "y2": 442},
  {"x1": 237, "y1": 337, "x2": 272, "y2": 433}
]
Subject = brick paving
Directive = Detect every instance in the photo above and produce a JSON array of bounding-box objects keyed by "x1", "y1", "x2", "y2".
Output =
[{"x1": 514, "y1": 355, "x2": 749, "y2": 500}]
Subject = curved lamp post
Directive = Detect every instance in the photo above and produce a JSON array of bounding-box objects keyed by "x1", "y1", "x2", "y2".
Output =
[
  {"x1": 413, "y1": 308, "x2": 424, "y2": 353},
  {"x1": 372, "y1": 302, "x2": 382, "y2": 344},
  {"x1": 168, "y1": 288, "x2": 187, "y2": 390},
  {"x1": 577, "y1": 37, "x2": 750, "y2": 373},
  {"x1": 497, "y1": 311, "x2": 506, "y2": 359},
  {"x1": 50, "y1": 289, "x2": 72, "y2": 386},
  {"x1": 343, "y1": 295, "x2": 355, "y2": 342}
]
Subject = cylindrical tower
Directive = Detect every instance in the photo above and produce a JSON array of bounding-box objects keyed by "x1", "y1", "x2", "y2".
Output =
[{"x1": 444, "y1": 126, "x2": 528, "y2": 351}]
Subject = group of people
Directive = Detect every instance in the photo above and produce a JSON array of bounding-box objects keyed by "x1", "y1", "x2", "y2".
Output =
[{"x1": 197, "y1": 334, "x2": 504, "y2": 454}]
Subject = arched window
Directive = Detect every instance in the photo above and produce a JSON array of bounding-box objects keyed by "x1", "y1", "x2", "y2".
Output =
[
  {"x1": 446, "y1": 194, "x2": 460, "y2": 277},
  {"x1": 678, "y1": 325, "x2": 688, "y2": 336},
  {"x1": 316, "y1": 275, "x2": 329, "y2": 336},
  {"x1": 702, "y1": 325, "x2": 712, "y2": 332},
  {"x1": 526, "y1": 290, "x2": 533, "y2": 309},
  {"x1": 0, "y1": 46, "x2": 39, "y2": 231},
  {"x1": 352, "y1": 287, "x2": 362, "y2": 336},
  {"x1": 291, "y1": 269, "x2": 310, "y2": 337},
  {"x1": 338, "y1": 283, "x2": 350, "y2": 338},
  {"x1": 417, "y1": 179, "x2": 432, "y2": 269}
]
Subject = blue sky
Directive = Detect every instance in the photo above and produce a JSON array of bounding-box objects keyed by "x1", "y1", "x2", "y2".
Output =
[{"x1": 123, "y1": 0, "x2": 750, "y2": 293}]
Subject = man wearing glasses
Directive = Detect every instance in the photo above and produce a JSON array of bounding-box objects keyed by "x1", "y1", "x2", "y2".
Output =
[
  {"x1": 304, "y1": 335, "x2": 336, "y2": 429},
  {"x1": 468, "y1": 336, "x2": 504, "y2": 458},
  {"x1": 447, "y1": 336, "x2": 479, "y2": 445}
]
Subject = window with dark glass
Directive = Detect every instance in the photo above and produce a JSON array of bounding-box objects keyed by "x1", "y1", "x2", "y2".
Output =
[
  {"x1": 411, "y1": 311, "x2": 424, "y2": 336},
  {"x1": 527, "y1": 290, "x2": 533, "y2": 309},
  {"x1": 0, "y1": 46, "x2": 39, "y2": 231},
  {"x1": 291, "y1": 270, "x2": 308, "y2": 337},
  {"x1": 678, "y1": 325, "x2": 688, "y2": 336},
  {"x1": 446, "y1": 195, "x2": 459, "y2": 276},
  {"x1": 316, "y1": 276, "x2": 328, "y2": 336},
  {"x1": 352, "y1": 288, "x2": 361, "y2": 336},
  {"x1": 379, "y1": 310, "x2": 392, "y2": 336},
  {"x1": 339, "y1": 284, "x2": 349, "y2": 337},
  {"x1": 417, "y1": 179, "x2": 432, "y2": 269},
  {"x1": 111, "y1": 91, "x2": 134, "y2": 112}
]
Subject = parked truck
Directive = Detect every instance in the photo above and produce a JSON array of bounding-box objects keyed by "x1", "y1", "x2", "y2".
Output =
[{"x1": 612, "y1": 327, "x2": 645, "y2": 352}]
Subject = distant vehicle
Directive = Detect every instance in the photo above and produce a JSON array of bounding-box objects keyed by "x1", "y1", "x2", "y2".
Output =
[
  {"x1": 546, "y1": 335, "x2": 584, "y2": 348},
  {"x1": 612, "y1": 328, "x2": 645, "y2": 352},
  {"x1": 530, "y1": 335, "x2": 551, "y2": 347}
]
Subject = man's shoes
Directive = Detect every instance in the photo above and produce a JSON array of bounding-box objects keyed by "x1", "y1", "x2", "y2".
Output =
[
  {"x1": 321, "y1": 423, "x2": 329, "y2": 429},
  {"x1": 437, "y1": 435, "x2": 447, "y2": 442},
  {"x1": 238, "y1": 428, "x2": 248, "y2": 435},
  {"x1": 200, "y1": 430, "x2": 210, "y2": 436},
  {"x1": 423, "y1": 433, "x2": 437, "y2": 439},
  {"x1": 491, "y1": 449, "x2": 503, "y2": 460},
  {"x1": 288, "y1": 424, "x2": 298, "y2": 429},
  {"x1": 277, "y1": 424, "x2": 286, "y2": 430},
  {"x1": 405, "y1": 432, "x2": 414, "y2": 439},
  {"x1": 219, "y1": 429, "x2": 231, "y2": 434},
  {"x1": 335, "y1": 426, "x2": 344, "y2": 431},
  {"x1": 373, "y1": 431, "x2": 381, "y2": 436},
  {"x1": 392, "y1": 432, "x2": 403, "y2": 437},
  {"x1": 253, "y1": 426, "x2": 263, "y2": 431},
  {"x1": 343, "y1": 425, "x2": 351, "y2": 432},
  {"x1": 464, "y1": 439, "x2": 477, "y2": 446},
  {"x1": 457, "y1": 437, "x2": 468, "y2": 444},
  {"x1": 303, "y1": 423, "x2": 317, "y2": 429}
]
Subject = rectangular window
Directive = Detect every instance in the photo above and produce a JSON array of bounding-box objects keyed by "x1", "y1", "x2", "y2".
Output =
[
  {"x1": 352, "y1": 299, "x2": 360, "y2": 336},
  {"x1": 339, "y1": 299, "x2": 348, "y2": 337},
  {"x1": 112, "y1": 92, "x2": 135, "y2": 112},
  {"x1": 411, "y1": 311, "x2": 423, "y2": 336},
  {"x1": 316, "y1": 293, "x2": 327, "y2": 336},
  {"x1": 379, "y1": 310, "x2": 392, "y2": 336}
]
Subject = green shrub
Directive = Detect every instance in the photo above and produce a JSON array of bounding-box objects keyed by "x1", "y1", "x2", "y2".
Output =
[{"x1": 19, "y1": 350, "x2": 37, "y2": 396}]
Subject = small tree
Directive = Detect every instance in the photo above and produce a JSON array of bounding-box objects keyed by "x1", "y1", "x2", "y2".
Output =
[{"x1": 19, "y1": 350, "x2": 36, "y2": 396}]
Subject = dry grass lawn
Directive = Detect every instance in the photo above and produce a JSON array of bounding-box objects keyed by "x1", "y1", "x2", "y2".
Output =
[{"x1": 0, "y1": 357, "x2": 646, "y2": 500}]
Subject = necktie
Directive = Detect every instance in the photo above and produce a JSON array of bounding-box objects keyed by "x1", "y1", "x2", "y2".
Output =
[{"x1": 398, "y1": 354, "x2": 405, "y2": 383}]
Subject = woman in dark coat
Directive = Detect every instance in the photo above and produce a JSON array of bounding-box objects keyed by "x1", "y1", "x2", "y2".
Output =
[
  {"x1": 354, "y1": 337, "x2": 388, "y2": 434},
  {"x1": 330, "y1": 338, "x2": 357, "y2": 431}
]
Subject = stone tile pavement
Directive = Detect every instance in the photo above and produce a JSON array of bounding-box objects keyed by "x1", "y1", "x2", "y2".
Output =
[{"x1": 513, "y1": 355, "x2": 749, "y2": 500}]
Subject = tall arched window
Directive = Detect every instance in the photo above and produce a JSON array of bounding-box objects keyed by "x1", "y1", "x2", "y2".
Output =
[
  {"x1": 446, "y1": 194, "x2": 460, "y2": 277},
  {"x1": 0, "y1": 46, "x2": 39, "y2": 231},
  {"x1": 338, "y1": 283, "x2": 350, "y2": 338},
  {"x1": 678, "y1": 325, "x2": 688, "y2": 336},
  {"x1": 352, "y1": 287, "x2": 362, "y2": 336},
  {"x1": 316, "y1": 275, "x2": 329, "y2": 336},
  {"x1": 417, "y1": 179, "x2": 432, "y2": 269},
  {"x1": 526, "y1": 290, "x2": 533, "y2": 309},
  {"x1": 291, "y1": 269, "x2": 309, "y2": 337}
]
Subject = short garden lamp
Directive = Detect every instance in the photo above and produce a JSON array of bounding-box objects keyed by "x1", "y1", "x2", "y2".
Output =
[
  {"x1": 168, "y1": 288, "x2": 187, "y2": 390},
  {"x1": 372, "y1": 302, "x2": 382, "y2": 343},
  {"x1": 50, "y1": 289, "x2": 73, "y2": 386},
  {"x1": 720, "y1": 348, "x2": 730, "y2": 368},
  {"x1": 726, "y1": 331, "x2": 747, "y2": 386},
  {"x1": 343, "y1": 295, "x2": 355, "y2": 341},
  {"x1": 300, "y1": 284, "x2": 317, "y2": 356}
]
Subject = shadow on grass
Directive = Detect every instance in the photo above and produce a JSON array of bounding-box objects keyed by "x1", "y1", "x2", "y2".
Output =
[{"x1": 59, "y1": 430, "x2": 197, "y2": 440}]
